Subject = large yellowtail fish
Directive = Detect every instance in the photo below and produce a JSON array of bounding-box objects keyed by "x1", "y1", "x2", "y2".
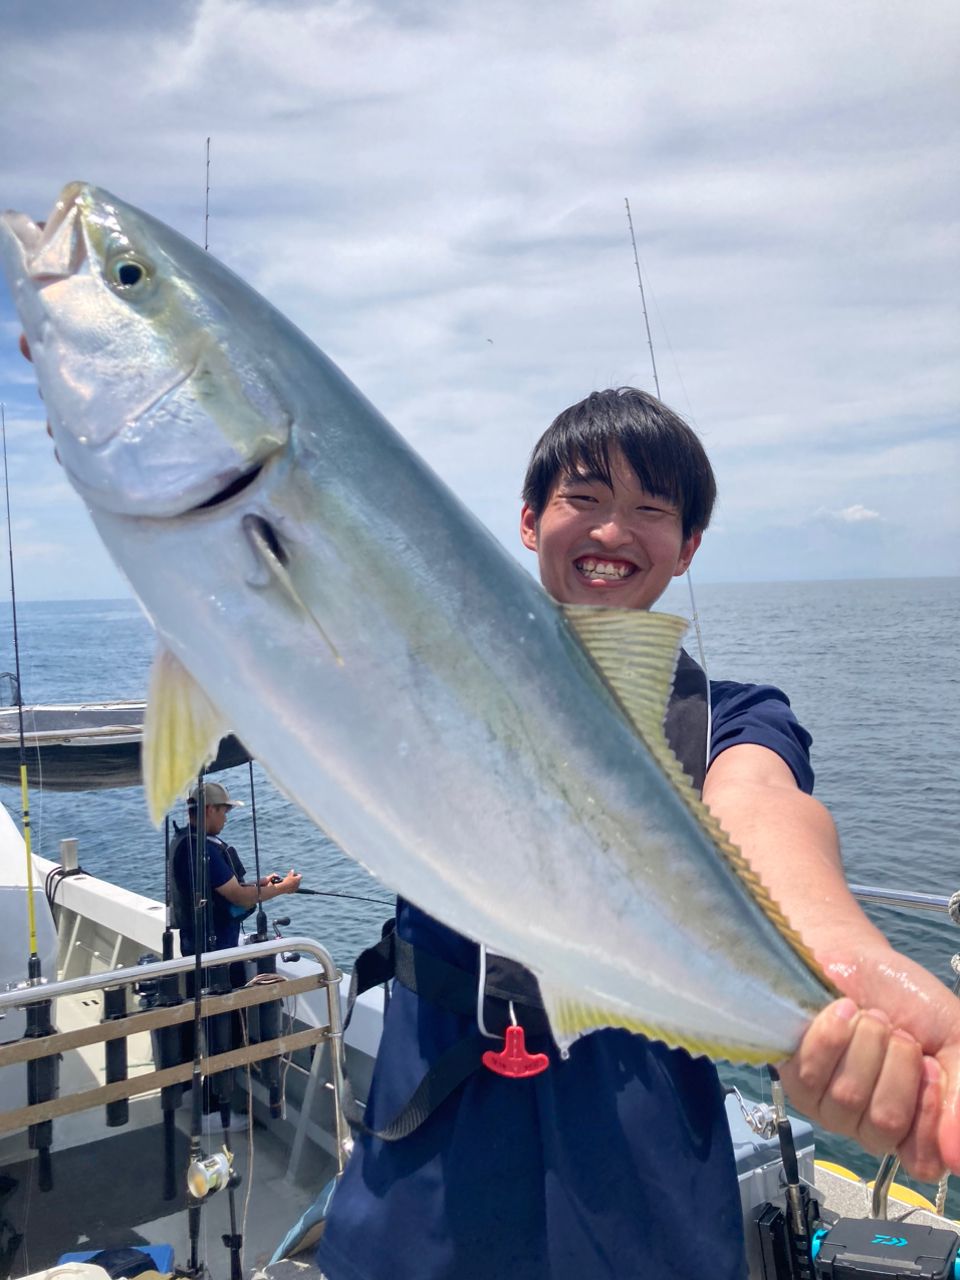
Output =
[{"x1": 0, "y1": 184, "x2": 833, "y2": 1062}]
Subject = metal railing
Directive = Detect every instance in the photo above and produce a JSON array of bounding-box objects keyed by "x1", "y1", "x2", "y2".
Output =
[
  {"x1": 0, "y1": 937, "x2": 351, "y2": 1175},
  {"x1": 850, "y1": 884, "x2": 958, "y2": 918},
  {"x1": 850, "y1": 883, "x2": 959, "y2": 1220}
]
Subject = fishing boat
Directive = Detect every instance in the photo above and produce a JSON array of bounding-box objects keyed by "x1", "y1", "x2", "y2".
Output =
[
  {"x1": 0, "y1": 792, "x2": 958, "y2": 1280},
  {"x1": 0, "y1": 695, "x2": 248, "y2": 791}
]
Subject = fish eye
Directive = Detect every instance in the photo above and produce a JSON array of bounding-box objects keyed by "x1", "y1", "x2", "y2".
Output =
[{"x1": 106, "y1": 255, "x2": 153, "y2": 292}]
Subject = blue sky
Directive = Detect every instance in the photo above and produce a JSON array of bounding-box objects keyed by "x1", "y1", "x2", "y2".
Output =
[{"x1": 0, "y1": 0, "x2": 957, "y2": 599}]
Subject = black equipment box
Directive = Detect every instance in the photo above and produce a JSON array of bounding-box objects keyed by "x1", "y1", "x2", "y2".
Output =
[{"x1": 812, "y1": 1217, "x2": 960, "y2": 1278}]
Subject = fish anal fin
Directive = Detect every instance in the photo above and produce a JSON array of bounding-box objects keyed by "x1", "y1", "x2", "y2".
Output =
[
  {"x1": 143, "y1": 647, "x2": 228, "y2": 826},
  {"x1": 537, "y1": 979, "x2": 782, "y2": 1067}
]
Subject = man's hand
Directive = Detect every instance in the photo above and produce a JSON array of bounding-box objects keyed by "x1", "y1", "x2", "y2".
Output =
[
  {"x1": 704, "y1": 743, "x2": 960, "y2": 1183},
  {"x1": 19, "y1": 332, "x2": 55, "y2": 446},
  {"x1": 268, "y1": 870, "x2": 302, "y2": 895},
  {"x1": 779, "y1": 991, "x2": 943, "y2": 1183},
  {"x1": 218, "y1": 869, "x2": 301, "y2": 908}
]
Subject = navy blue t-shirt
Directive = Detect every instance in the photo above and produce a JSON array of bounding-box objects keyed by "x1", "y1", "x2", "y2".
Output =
[
  {"x1": 317, "y1": 681, "x2": 813, "y2": 1280},
  {"x1": 172, "y1": 831, "x2": 242, "y2": 955}
]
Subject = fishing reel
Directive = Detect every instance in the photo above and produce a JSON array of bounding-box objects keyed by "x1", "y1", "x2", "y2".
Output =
[{"x1": 187, "y1": 1145, "x2": 240, "y2": 1200}]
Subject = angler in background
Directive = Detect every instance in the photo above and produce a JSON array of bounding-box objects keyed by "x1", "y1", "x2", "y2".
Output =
[
  {"x1": 169, "y1": 780, "x2": 300, "y2": 973},
  {"x1": 317, "y1": 388, "x2": 954, "y2": 1280}
]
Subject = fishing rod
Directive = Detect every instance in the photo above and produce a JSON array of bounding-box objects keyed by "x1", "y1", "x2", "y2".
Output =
[
  {"x1": 623, "y1": 199, "x2": 712, "y2": 770},
  {"x1": 180, "y1": 143, "x2": 245, "y2": 1280},
  {"x1": 247, "y1": 759, "x2": 268, "y2": 940},
  {"x1": 1, "y1": 402, "x2": 58, "y2": 1193},
  {"x1": 0, "y1": 406, "x2": 38, "y2": 970},
  {"x1": 622, "y1": 202, "x2": 820, "y2": 1277},
  {"x1": 185, "y1": 772, "x2": 209, "y2": 1277},
  {"x1": 274, "y1": 878, "x2": 393, "y2": 907},
  {"x1": 624, "y1": 197, "x2": 661, "y2": 399},
  {"x1": 244, "y1": 759, "x2": 284, "y2": 1121}
]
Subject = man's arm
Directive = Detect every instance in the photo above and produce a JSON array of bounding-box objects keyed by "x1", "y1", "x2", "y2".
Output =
[
  {"x1": 215, "y1": 869, "x2": 301, "y2": 908},
  {"x1": 703, "y1": 743, "x2": 959, "y2": 1182}
]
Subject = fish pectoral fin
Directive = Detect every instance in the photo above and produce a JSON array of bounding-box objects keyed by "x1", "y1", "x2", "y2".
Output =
[
  {"x1": 243, "y1": 514, "x2": 343, "y2": 665},
  {"x1": 536, "y1": 979, "x2": 778, "y2": 1066},
  {"x1": 143, "y1": 647, "x2": 230, "y2": 826}
]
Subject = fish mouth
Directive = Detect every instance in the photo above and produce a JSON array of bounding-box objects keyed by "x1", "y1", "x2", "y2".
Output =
[{"x1": 1, "y1": 182, "x2": 90, "y2": 283}]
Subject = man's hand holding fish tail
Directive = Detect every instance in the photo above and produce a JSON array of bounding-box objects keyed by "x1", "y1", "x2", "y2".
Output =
[{"x1": 705, "y1": 741, "x2": 957, "y2": 1183}]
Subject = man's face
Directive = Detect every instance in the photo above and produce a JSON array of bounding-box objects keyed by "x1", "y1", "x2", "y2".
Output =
[
  {"x1": 520, "y1": 448, "x2": 701, "y2": 610},
  {"x1": 204, "y1": 803, "x2": 230, "y2": 836}
]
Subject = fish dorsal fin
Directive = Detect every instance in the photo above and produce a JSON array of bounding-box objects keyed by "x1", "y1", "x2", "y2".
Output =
[
  {"x1": 560, "y1": 604, "x2": 833, "y2": 996},
  {"x1": 560, "y1": 605, "x2": 688, "y2": 746},
  {"x1": 143, "y1": 647, "x2": 228, "y2": 826}
]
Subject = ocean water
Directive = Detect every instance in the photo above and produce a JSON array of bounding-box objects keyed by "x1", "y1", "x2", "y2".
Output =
[{"x1": 1, "y1": 577, "x2": 959, "y2": 1202}]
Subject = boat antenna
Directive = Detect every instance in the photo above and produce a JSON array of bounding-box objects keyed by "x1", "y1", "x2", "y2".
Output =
[
  {"x1": 624, "y1": 197, "x2": 661, "y2": 399},
  {"x1": 1, "y1": 402, "x2": 58, "y2": 1192},
  {"x1": 623, "y1": 201, "x2": 711, "y2": 777}
]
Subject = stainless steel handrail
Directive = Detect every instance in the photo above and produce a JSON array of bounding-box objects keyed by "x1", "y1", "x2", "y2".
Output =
[
  {"x1": 0, "y1": 937, "x2": 334, "y2": 1007},
  {"x1": 0, "y1": 936, "x2": 351, "y2": 1171},
  {"x1": 850, "y1": 884, "x2": 958, "y2": 918}
]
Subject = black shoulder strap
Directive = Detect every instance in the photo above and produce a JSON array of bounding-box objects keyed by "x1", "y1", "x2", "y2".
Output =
[
  {"x1": 341, "y1": 925, "x2": 489, "y2": 1141},
  {"x1": 664, "y1": 647, "x2": 710, "y2": 794}
]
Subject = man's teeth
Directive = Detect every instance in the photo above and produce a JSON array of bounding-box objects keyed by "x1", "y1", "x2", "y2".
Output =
[{"x1": 576, "y1": 557, "x2": 634, "y2": 579}]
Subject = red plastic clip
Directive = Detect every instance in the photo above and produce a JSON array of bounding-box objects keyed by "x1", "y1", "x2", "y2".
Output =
[{"x1": 482, "y1": 1024, "x2": 549, "y2": 1078}]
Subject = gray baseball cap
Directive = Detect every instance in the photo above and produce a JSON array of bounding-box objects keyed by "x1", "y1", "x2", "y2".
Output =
[{"x1": 188, "y1": 780, "x2": 244, "y2": 808}]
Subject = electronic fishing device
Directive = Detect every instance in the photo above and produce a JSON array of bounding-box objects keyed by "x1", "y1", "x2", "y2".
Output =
[
  {"x1": 734, "y1": 1073, "x2": 960, "y2": 1280},
  {"x1": 810, "y1": 1219, "x2": 960, "y2": 1278},
  {"x1": 751, "y1": 1202, "x2": 960, "y2": 1279}
]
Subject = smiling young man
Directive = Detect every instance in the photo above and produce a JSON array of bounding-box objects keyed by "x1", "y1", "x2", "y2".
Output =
[{"x1": 317, "y1": 387, "x2": 960, "y2": 1280}]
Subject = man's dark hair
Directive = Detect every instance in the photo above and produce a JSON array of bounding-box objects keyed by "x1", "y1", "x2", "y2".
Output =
[{"x1": 521, "y1": 387, "x2": 716, "y2": 539}]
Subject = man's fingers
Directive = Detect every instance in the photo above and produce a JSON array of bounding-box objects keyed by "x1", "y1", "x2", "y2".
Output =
[
  {"x1": 18, "y1": 333, "x2": 56, "y2": 443},
  {"x1": 780, "y1": 998, "x2": 859, "y2": 1115},
  {"x1": 897, "y1": 1057, "x2": 945, "y2": 1182},
  {"x1": 815, "y1": 1009, "x2": 891, "y2": 1139},
  {"x1": 935, "y1": 1049, "x2": 960, "y2": 1175},
  {"x1": 855, "y1": 1028, "x2": 923, "y2": 1157}
]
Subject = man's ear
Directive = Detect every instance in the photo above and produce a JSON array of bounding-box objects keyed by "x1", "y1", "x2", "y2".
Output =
[
  {"x1": 519, "y1": 504, "x2": 539, "y2": 552},
  {"x1": 673, "y1": 530, "x2": 703, "y2": 577}
]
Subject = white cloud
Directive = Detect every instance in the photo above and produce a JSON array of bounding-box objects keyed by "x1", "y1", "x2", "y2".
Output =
[
  {"x1": 813, "y1": 504, "x2": 882, "y2": 525},
  {"x1": 0, "y1": 0, "x2": 957, "y2": 595}
]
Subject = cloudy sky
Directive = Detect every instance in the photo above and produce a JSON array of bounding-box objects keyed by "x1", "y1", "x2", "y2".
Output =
[{"x1": 0, "y1": 0, "x2": 957, "y2": 599}]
